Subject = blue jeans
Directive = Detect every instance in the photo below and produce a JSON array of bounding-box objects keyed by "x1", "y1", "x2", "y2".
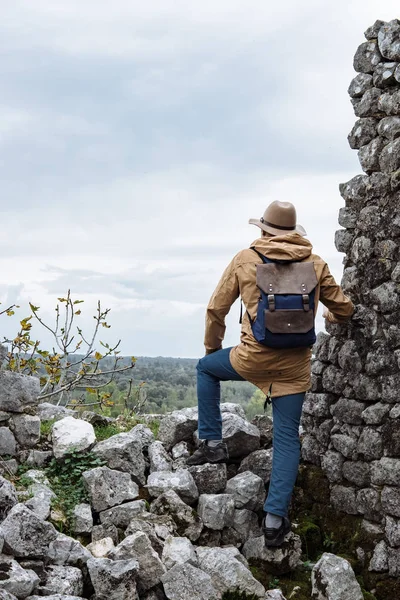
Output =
[{"x1": 196, "y1": 347, "x2": 305, "y2": 517}]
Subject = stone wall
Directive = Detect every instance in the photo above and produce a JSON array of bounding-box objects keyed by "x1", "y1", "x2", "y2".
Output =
[
  {"x1": 0, "y1": 367, "x2": 41, "y2": 475},
  {"x1": 301, "y1": 19, "x2": 400, "y2": 578}
]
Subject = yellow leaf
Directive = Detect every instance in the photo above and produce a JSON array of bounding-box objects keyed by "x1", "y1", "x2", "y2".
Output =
[
  {"x1": 75, "y1": 310, "x2": 81, "y2": 315},
  {"x1": 94, "y1": 352, "x2": 103, "y2": 361}
]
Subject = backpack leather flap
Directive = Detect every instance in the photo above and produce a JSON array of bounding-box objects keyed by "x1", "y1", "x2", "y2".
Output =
[
  {"x1": 265, "y1": 309, "x2": 314, "y2": 334},
  {"x1": 256, "y1": 262, "x2": 317, "y2": 295}
]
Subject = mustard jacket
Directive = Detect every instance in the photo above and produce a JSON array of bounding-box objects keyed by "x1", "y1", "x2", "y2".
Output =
[{"x1": 204, "y1": 233, "x2": 354, "y2": 397}]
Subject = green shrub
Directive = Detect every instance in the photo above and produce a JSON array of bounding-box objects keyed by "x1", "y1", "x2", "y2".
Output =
[
  {"x1": 40, "y1": 419, "x2": 56, "y2": 437},
  {"x1": 93, "y1": 423, "x2": 121, "y2": 441},
  {"x1": 45, "y1": 448, "x2": 105, "y2": 534}
]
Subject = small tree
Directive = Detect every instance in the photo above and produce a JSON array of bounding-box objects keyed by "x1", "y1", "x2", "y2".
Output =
[{"x1": 1, "y1": 291, "x2": 140, "y2": 410}]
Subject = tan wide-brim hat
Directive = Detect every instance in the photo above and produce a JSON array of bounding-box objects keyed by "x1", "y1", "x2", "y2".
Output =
[{"x1": 249, "y1": 201, "x2": 307, "y2": 237}]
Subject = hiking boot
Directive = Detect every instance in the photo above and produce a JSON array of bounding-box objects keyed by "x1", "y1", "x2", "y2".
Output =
[
  {"x1": 263, "y1": 516, "x2": 291, "y2": 547},
  {"x1": 186, "y1": 441, "x2": 229, "y2": 466}
]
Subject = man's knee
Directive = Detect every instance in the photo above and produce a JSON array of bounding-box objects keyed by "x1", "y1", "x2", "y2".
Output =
[{"x1": 196, "y1": 358, "x2": 206, "y2": 374}]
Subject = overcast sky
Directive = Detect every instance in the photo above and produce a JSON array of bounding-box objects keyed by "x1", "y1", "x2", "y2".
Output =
[{"x1": 0, "y1": 1, "x2": 397, "y2": 358}]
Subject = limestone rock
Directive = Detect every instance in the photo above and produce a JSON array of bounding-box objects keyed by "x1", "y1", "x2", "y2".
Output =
[
  {"x1": 339, "y1": 174, "x2": 368, "y2": 205},
  {"x1": 365, "y1": 20, "x2": 387, "y2": 40},
  {"x1": 330, "y1": 485, "x2": 358, "y2": 515},
  {"x1": 47, "y1": 533, "x2": 92, "y2": 567},
  {"x1": 25, "y1": 483, "x2": 55, "y2": 521},
  {"x1": 161, "y1": 535, "x2": 197, "y2": 570},
  {"x1": 125, "y1": 514, "x2": 175, "y2": 554},
  {"x1": 251, "y1": 414, "x2": 273, "y2": 447},
  {"x1": 385, "y1": 515, "x2": 400, "y2": 547},
  {"x1": 82, "y1": 466, "x2": 139, "y2": 512},
  {"x1": 381, "y1": 486, "x2": 400, "y2": 517},
  {"x1": 157, "y1": 408, "x2": 198, "y2": 450},
  {"x1": 380, "y1": 138, "x2": 400, "y2": 172},
  {"x1": 330, "y1": 398, "x2": 366, "y2": 425},
  {"x1": 150, "y1": 490, "x2": 203, "y2": 541},
  {"x1": 86, "y1": 537, "x2": 115, "y2": 558},
  {"x1": 0, "y1": 428, "x2": 16, "y2": 457},
  {"x1": 353, "y1": 40, "x2": 382, "y2": 73},
  {"x1": 357, "y1": 428, "x2": 382, "y2": 460},
  {"x1": 0, "y1": 555, "x2": 40, "y2": 599},
  {"x1": 369, "y1": 540, "x2": 389, "y2": 572},
  {"x1": 110, "y1": 531, "x2": 166, "y2": 593},
  {"x1": 303, "y1": 393, "x2": 333, "y2": 419},
  {"x1": 52, "y1": 417, "x2": 95, "y2": 459},
  {"x1": 87, "y1": 557, "x2": 139, "y2": 600},
  {"x1": 311, "y1": 553, "x2": 363, "y2": 600},
  {"x1": 26, "y1": 450, "x2": 53, "y2": 468},
  {"x1": 342, "y1": 462, "x2": 370, "y2": 487},
  {"x1": 353, "y1": 88, "x2": 382, "y2": 118},
  {"x1": 37, "y1": 403, "x2": 75, "y2": 422},
  {"x1": 358, "y1": 137, "x2": 386, "y2": 173},
  {"x1": 238, "y1": 449, "x2": 273, "y2": 484},
  {"x1": 10, "y1": 415, "x2": 40, "y2": 448},
  {"x1": 197, "y1": 494, "x2": 235, "y2": 530},
  {"x1": 388, "y1": 546, "x2": 400, "y2": 575},
  {"x1": 1, "y1": 504, "x2": 57, "y2": 558},
  {"x1": 378, "y1": 117, "x2": 400, "y2": 144},
  {"x1": 362, "y1": 402, "x2": 390, "y2": 424},
  {"x1": 188, "y1": 463, "x2": 227, "y2": 495},
  {"x1": 71, "y1": 503, "x2": 92, "y2": 535},
  {"x1": 221, "y1": 413, "x2": 260, "y2": 458},
  {"x1": 148, "y1": 441, "x2": 173, "y2": 473},
  {"x1": 321, "y1": 451, "x2": 344, "y2": 484},
  {"x1": 0, "y1": 477, "x2": 17, "y2": 521},
  {"x1": 147, "y1": 470, "x2": 198, "y2": 505},
  {"x1": 0, "y1": 373, "x2": 40, "y2": 414},
  {"x1": 92, "y1": 433, "x2": 146, "y2": 486},
  {"x1": 225, "y1": 471, "x2": 264, "y2": 512},
  {"x1": 161, "y1": 563, "x2": 219, "y2": 600},
  {"x1": 99, "y1": 500, "x2": 146, "y2": 528},
  {"x1": 41, "y1": 566, "x2": 83, "y2": 597},
  {"x1": 348, "y1": 73, "x2": 373, "y2": 98},
  {"x1": 171, "y1": 441, "x2": 190, "y2": 460},
  {"x1": 91, "y1": 523, "x2": 118, "y2": 544},
  {"x1": 331, "y1": 434, "x2": 357, "y2": 459},
  {"x1": 357, "y1": 488, "x2": 381, "y2": 521},
  {"x1": 378, "y1": 90, "x2": 400, "y2": 115},
  {"x1": 242, "y1": 532, "x2": 302, "y2": 574},
  {"x1": 378, "y1": 19, "x2": 400, "y2": 61},
  {"x1": 128, "y1": 424, "x2": 155, "y2": 449},
  {"x1": 373, "y1": 62, "x2": 399, "y2": 87},
  {"x1": 196, "y1": 546, "x2": 265, "y2": 598}
]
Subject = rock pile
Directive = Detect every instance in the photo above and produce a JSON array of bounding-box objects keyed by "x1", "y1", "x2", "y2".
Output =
[
  {"x1": 301, "y1": 18, "x2": 400, "y2": 579},
  {"x1": 0, "y1": 383, "x2": 363, "y2": 600}
]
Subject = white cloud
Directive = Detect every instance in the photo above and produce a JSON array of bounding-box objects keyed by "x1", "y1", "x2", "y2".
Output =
[{"x1": 1, "y1": 1, "x2": 394, "y2": 355}]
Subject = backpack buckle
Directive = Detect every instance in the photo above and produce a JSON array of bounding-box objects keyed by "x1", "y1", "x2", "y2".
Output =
[
  {"x1": 302, "y1": 294, "x2": 310, "y2": 311},
  {"x1": 268, "y1": 295, "x2": 276, "y2": 312}
]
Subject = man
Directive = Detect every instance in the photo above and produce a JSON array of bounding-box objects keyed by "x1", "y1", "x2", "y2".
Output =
[{"x1": 187, "y1": 201, "x2": 354, "y2": 547}]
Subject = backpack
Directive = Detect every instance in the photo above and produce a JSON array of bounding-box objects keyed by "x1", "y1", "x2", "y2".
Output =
[{"x1": 247, "y1": 248, "x2": 318, "y2": 349}]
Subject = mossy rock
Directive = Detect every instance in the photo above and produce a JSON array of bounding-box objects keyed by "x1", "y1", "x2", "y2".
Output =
[
  {"x1": 248, "y1": 564, "x2": 311, "y2": 600},
  {"x1": 296, "y1": 518, "x2": 322, "y2": 561},
  {"x1": 296, "y1": 465, "x2": 330, "y2": 505}
]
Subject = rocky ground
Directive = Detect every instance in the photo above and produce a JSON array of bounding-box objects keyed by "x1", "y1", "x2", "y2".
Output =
[{"x1": 0, "y1": 388, "x2": 365, "y2": 600}]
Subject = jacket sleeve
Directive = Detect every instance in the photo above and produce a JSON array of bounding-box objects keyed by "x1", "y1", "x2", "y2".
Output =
[
  {"x1": 319, "y1": 263, "x2": 355, "y2": 323},
  {"x1": 204, "y1": 257, "x2": 240, "y2": 354}
]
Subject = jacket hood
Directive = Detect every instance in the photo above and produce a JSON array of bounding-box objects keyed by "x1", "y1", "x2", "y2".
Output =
[{"x1": 251, "y1": 233, "x2": 313, "y2": 261}]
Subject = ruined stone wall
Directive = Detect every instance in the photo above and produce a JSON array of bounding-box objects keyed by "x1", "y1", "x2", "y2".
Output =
[{"x1": 301, "y1": 19, "x2": 400, "y2": 577}]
